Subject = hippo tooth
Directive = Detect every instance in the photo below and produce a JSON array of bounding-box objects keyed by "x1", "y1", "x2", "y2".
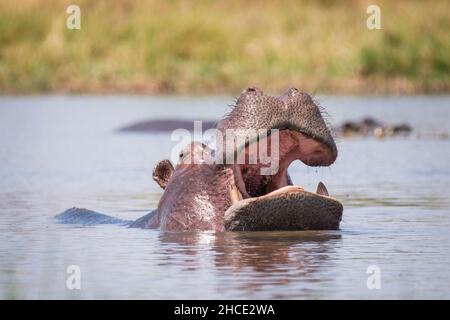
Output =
[
  {"x1": 316, "y1": 181, "x2": 329, "y2": 196},
  {"x1": 229, "y1": 180, "x2": 243, "y2": 203}
]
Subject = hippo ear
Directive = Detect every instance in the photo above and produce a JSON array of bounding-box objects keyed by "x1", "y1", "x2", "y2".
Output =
[{"x1": 152, "y1": 160, "x2": 174, "y2": 190}]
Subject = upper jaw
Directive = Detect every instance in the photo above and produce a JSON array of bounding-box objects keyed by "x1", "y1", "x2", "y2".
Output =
[
  {"x1": 219, "y1": 123, "x2": 337, "y2": 170},
  {"x1": 258, "y1": 120, "x2": 338, "y2": 167},
  {"x1": 217, "y1": 87, "x2": 338, "y2": 165}
]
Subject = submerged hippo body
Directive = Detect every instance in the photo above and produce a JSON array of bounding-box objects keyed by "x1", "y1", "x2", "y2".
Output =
[{"x1": 133, "y1": 87, "x2": 343, "y2": 231}]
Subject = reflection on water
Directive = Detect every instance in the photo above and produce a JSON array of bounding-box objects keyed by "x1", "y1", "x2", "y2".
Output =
[
  {"x1": 158, "y1": 231, "x2": 342, "y2": 298},
  {"x1": 160, "y1": 231, "x2": 341, "y2": 272},
  {"x1": 0, "y1": 95, "x2": 450, "y2": 299}
]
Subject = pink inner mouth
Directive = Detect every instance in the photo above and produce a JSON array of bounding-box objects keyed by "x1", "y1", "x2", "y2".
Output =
[{"x1": 233, "y1": 130, "x2": 335, "y2": 199}]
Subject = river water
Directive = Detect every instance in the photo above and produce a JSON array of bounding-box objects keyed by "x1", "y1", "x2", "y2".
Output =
[{"x1": 0, "y1": 95, "x2": 449, "y2": 299}]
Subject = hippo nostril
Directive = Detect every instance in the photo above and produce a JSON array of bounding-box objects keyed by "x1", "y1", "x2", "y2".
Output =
[
  {"x1": 283, "y1": 88, "x2": 312, "y2": 102},
  {"x1": 279, "y1": 87, "x2": 301, "y2": 102},
  {"x1": 287, "y1": 87, "x2": 300, "y2": 96},
  {"x1": 242, "y1": 86, "x2": 262, "y2": 95},
  {"x1": 300, "y1": 91, "x2": 313, "y2": 101}
]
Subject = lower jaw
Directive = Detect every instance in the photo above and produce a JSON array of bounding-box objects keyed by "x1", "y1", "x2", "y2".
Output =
[
  {"x1": 229, "y1": 161, "x2": 334, "y2": 206},
  {"x1": 224, "y1": 184, "x2": 343, "y2": 232}
]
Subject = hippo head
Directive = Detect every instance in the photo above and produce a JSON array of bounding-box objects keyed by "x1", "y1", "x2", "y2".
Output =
[
  {"x1": 213, "y1": 87, "x2": 342, "y2": 231},
  {"x1": 216, "y1": 87, "x2": 337, "y2": 200},
  {"x1": 152, "y1": 87, "x2": 342, "y2": 231}
]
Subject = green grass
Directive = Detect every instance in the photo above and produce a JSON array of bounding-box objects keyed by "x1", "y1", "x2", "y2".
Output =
[{"x1": 0, "y1": 0, "x2": 449, "y2": 94}]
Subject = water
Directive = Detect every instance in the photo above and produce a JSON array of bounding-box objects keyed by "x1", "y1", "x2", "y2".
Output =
[{"x1": 0, "y1": 95, "x2": 449, "y2": 299}]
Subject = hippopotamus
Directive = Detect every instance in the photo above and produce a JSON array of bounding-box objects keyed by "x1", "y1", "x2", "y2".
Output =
[
  {"x1": 57, "y1": 87, "x2": 343, "y2": 232},
  {"x1": 133, "y1": 87, "x2": 342, "y2": 231}
]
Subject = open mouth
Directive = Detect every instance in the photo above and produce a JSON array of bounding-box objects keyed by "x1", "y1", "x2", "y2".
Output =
[
  {"x1": 224, "y1": 128, "x2": 342, "y2": 231},
  {"x1": 230, "y1": 129, "x2": 336, "y2": 201}
]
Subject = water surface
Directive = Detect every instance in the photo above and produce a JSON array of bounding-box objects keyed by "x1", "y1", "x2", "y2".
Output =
[{"x1": 0, "y1": 95, "x2": 449, "y2": 299}]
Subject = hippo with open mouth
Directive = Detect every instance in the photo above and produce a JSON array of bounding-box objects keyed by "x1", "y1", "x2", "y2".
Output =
[
  {"x1": 129, "y1": 87, "x2": 343, "y2": 231},
  {"x1": 57, "y1": 87, "x2": 343, "y2": 231}
]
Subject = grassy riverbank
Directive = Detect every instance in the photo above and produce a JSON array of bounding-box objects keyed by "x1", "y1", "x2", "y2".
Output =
[{"x1": 0, "y1": 0, "x2": 449, "y2": 94}]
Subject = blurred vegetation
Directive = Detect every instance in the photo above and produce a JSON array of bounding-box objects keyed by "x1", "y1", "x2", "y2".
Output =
[{"x1": 0, "y1": 0, "x2": 449, "y2": 94}]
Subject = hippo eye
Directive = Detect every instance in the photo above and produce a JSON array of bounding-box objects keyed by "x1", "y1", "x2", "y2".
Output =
[{"x1": 179, "y1": 152, "x2": 184, "y2": 158}]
